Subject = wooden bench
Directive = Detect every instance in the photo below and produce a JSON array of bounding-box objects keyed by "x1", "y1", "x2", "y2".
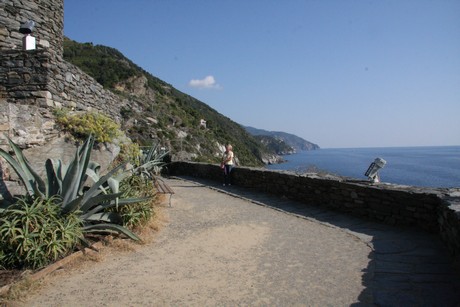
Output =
[{"x1": 154, "y1": 177, "x2": 174, "y2": 207}]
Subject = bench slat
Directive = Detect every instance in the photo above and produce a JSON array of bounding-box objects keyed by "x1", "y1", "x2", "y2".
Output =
[
  {"x1": 154, "y1": 179, "x2": 174, "y2": 206},
  {"x1": 155, "y1": 181, "x2": 174, "y2": 194}
]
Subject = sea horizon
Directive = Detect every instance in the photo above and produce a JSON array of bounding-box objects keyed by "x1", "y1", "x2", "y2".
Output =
[
  {"x1": 267, "y1": 145, "x2": 460, "y2": 188},
  {"x1": 319, "y1": 144, "x2": 460, "y2": 150}
]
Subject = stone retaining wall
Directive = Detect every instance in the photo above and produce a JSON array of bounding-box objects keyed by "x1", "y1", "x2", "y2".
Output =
[
  {"x1": 0, "y1": 49, "x2": 129, "y2": 149},
  {"x1": 1, "y1": 0, "x2": 131, "y2": 149},
  {"x1": 169, "y1": 161, "x2": 460, "y2": 263}
]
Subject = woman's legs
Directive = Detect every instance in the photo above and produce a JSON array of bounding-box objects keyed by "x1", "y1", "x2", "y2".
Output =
[{"x1": 223, "y1": 165, "x2": 233, "y2": 185}]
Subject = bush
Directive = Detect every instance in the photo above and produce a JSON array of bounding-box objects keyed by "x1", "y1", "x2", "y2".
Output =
[
  {"x1": 0, "y1": 136, "x2": 165, "y2": 270},
  {"x1": 0, "y1": 135, "x2": 144, "y2": 248},
  {"x1": 0, "y1": 197, "x2": 82, "y2": 269},
  {"x1": 116, "y1": 142, "x2": 141, "y2": 166},
  {"x1": 110, "y1": 143, "x2": 168, "y2": 229},
  {"x1": 54, "y1": 110, "x2": 121, "y2": 143},
  {"x1": 112, "y1": 174, "x2": 156, "y2": 229}
]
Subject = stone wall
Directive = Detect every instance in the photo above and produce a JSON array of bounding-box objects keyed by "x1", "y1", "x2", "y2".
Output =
[
  {"x1": 1, "y1": 0, "x2": 133, "y2": 150},
  {"x1": 169, "y1": 161, "x2": 460, "y2": 263},
  {"x1": 0, "y1": 0, "x2": 138, "y2": 201},
  {"x1": 0, "y1": 48, "x2": 130, "y2": 197},
  {"x1": 0, "y1": 49, "x2": 128, "y2": 149},
  {"x1": 0, "y1": 0, "x2": 64, "y2": 58}
]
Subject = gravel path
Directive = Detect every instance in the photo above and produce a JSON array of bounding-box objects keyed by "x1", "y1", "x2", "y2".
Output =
[{"x1": 19, "y1": 178, "x2": 460, "y2": 306}]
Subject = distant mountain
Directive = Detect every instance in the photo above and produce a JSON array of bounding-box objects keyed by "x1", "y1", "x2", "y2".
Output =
[{"x1": 244, "y1": 126, "x2": 320, "y2": 152}]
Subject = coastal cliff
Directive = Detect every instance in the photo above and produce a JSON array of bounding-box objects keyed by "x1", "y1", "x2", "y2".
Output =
[{"x1": 245, "y1": 126, "x2": 320, "y2": 153}]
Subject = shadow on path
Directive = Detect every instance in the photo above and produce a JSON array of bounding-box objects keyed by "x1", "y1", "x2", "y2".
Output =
[{"x1": 172, "y1": 176, "x2": 460, "y2": 306}]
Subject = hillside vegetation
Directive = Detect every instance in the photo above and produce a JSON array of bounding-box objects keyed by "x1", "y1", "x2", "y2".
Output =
[
  {"x1": 63, "y1": 38, "x2": 277, "y2": 166},
  {"x1": 253, "y1": 135, "x2": 295, "y2": 155}
]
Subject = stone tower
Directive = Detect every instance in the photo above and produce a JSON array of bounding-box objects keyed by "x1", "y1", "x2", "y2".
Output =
[
  {"x1": 0, "y1": 0, "x2": 129, "y2": 199},
  {"x1": 0, "y1": 0, "x2": 126, "y2": 149},
  {"x1": 0, "y1": 0, "x2": 64, "y2": 58}
]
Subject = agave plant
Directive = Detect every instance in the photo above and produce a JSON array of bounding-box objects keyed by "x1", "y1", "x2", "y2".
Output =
[
  {"x1": 109, "y1": 143, "x2": 168, "y2": 194},
  {"x1": 0, "y1": 135, "x2": 148, "y2": 241},
  {"x1": 0, "y1": 137, "x2": 46, "y2": 199},
  {"x1": 134, "y1": 143, "x2": 169, "y2": 178}
]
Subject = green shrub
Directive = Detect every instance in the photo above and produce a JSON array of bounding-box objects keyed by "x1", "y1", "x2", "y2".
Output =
[
  {"x1": 0, "y1": 197, "x2": 82, "y2": 269},
  {"x1": 0, "y1": 136, "x2": 168, "y2": 270},
  {"x1": 0, "y1": 249, "x2": 6, "y2": 269},
  {"x1": 112, "y1": 174, "x2": 156, "y2": 229},
  {"x1": 110, "y1": 143, "x2": 168, "y2": 229},
  {"x1": 116, "y1": 142, "x2": 141, "y2": 166},
  {"x1": 55, "y1": 110, "x2": 121, "y2": 143},
  {"x1": 120, "y1": 106, "x2": 134, "y2": 119},
  {"x1": 0, "y1": 136, "x2": 145, "y2": 245}
]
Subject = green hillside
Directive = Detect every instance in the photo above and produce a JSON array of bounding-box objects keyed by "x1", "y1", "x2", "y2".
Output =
[
  {"x1": 63, "y1": 38, "x2": 272, "y2": 166},
  {"x1": 253, "y1": 135, "x2": 295, "y2": 155},
  {"x1": 245, "y1": 126, "x2": 320, "y2": 151}
]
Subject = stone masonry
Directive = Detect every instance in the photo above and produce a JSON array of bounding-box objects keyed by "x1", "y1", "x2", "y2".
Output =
[
  {"x1": 0, "y1": 0, "x2": 130, "y2": 150},
  {"x1": 0, "y1": 0, "x2": 64, "y2": 57},
  {"x1": 0, "y1": 0, "x2": 133, "y2": 197}
]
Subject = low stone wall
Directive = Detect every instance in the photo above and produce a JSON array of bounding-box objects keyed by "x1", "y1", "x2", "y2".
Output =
[{"x1": 169, "y1": 161, "x2": 460, "y2": 263}]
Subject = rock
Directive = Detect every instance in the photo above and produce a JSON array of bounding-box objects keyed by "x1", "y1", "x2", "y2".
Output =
[
  {"x1": 261, "y1": 153, "x2": 285, "y2": 165},
  {"x1": 177, "y1": 130, "x2": 187, "y2": 138}
]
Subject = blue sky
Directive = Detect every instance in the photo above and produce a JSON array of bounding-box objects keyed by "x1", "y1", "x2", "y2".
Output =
[{"x1": 64, "y1": 0, "x2": 460, "y2": 148}]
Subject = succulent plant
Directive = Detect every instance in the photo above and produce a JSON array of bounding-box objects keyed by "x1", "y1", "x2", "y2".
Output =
[
  {"x1": 0, "y1": 135, "x2": 148, "y2": 241},
  {"x1": 134, "y1": 143, "x2": 169, "y2": 179}
]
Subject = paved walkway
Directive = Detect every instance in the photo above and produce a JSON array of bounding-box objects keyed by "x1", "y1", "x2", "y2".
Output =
[
  {"x1": 170, "y1": 177, "x2": 460, "y2": 306},
  {"x1": 22, "y1": 177, "x2": 460, "y2": 306}
]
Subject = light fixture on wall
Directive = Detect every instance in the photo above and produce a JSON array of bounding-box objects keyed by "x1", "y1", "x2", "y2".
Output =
[{"x1": 19, "y1": 20, "x2": 36, "y2": 50}]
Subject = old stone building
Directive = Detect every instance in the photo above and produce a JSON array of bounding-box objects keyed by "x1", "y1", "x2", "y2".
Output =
[
  {"x1": 0, "y1": 0, "x2": 128, "y2": 196},
  {"x1": 0, "y1": 0, "x2": 129, "y2": 147}
]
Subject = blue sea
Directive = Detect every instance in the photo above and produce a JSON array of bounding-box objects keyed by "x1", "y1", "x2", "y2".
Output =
[{"x1": 266, "y1": 146, "x2": 460, "y2": 188}]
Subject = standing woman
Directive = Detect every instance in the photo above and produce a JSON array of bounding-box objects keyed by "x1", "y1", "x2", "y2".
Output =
[{"x1": 221, "y1": 144, "x2": 234, "y2": 186}]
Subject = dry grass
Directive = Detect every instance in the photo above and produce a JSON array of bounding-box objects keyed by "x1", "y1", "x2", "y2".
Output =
[
  {"x1": 4, "y1": 278, "x2": 35, "y2": 300},
  {"x1": 0, "y1": 271, "x2": 22, "y2": 289},
  {"x1": 0, "y1": 247, "x2": 104, "y2": 304},
  {"x1": 135, "y1": 201, "x2": 170, "y2": 243},
  {"x1": 0, "y1": 273, "x2": 41, "y2": 305}
]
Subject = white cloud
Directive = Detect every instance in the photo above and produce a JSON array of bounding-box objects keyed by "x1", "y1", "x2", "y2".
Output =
[{"x1": 188, "y1": 75, "x2": 222, "y2": 89}]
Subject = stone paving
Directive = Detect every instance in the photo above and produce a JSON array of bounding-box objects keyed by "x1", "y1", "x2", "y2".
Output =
[{"x1": 174, "y1": 176, "x2": 460, "y2": 306}]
